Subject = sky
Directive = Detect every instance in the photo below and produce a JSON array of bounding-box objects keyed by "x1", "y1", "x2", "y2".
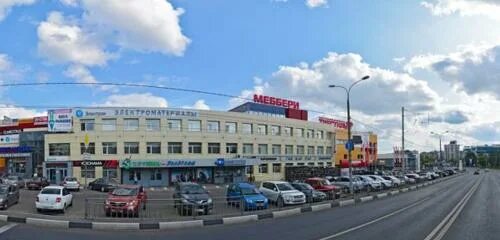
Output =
[{"x1": 0, "y1": 0, "x2": 499, "y2": 153}]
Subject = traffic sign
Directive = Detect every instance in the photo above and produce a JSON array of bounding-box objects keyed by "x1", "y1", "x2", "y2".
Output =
[{"x1": 345, "y1": 140, "x2": 354, "y2": 151}]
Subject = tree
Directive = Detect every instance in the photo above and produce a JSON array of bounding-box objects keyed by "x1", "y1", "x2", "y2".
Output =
[{"x1": 478, "y1": 154, "x2": 488, "y2": 168}]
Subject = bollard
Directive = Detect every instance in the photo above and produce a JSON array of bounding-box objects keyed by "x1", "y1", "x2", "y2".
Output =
[{"x1": 84, "y1": 198, "x2": 88, "y2": 219}]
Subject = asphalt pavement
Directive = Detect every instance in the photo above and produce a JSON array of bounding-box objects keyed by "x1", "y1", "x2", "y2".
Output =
[{"x1": 0, "y1": 170, "x2": 493, "y2": 240}]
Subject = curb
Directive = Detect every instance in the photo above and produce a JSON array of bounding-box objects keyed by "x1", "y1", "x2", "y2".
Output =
[
  {"x1": 376, "y1": 193, "x2": 388, "y2": 199},
  {"x1": 339, "y1": 199, "x2": 355, "y2": 207},
  {"x1": 360, "y1": 196, "x2": 374, "y2": 202}
]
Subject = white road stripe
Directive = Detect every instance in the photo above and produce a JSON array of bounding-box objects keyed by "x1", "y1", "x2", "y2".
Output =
[
  {"x1": 317, "y1": 197, "x2": 430, "y2": 240},
  {"x1": 0, "y1": 223, "x2": 17, "y2": 235}
]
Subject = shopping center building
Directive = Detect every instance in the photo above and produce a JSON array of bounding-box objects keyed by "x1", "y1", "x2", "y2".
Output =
[{"x1": 44, "y1": 96, "x2": 336, "y2": 186}]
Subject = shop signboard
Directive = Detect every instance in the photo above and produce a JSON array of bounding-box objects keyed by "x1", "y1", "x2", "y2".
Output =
[
  {"x1": 48, "y1": 109, "x2": 72, "y2": 132},
  {"x1": 253, "y1": 94, "x2": 300, "y2": 110},
  {"x1": 34, "y1": 116, "x2": 48, "y2": 125},
  {"x1": 0, "y1": 134, "x2": 19, "y2": 146},
  {"x1": 120, "y1": 158, "x2": 251, "y2": 169},
  {"x1": 319, "y1": 117, "x2": 353, "y2": 129},
  {"x1": 45, "y1": 156, "x2": 70, "y2": 162},
  {"x1": 73, "y1": 108, "x2": 199, "y2": 118},
  {"x1": 0, "y1": 146, "x2": 31, "y2": 157},
  {"x1": 73, "y1": 160, "x2": 119, "y2": 168}
]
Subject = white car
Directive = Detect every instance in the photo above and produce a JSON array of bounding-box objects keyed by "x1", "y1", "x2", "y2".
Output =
[
  {"x1": 382, "y1": 175, "x2": 402, "y2": 187},
  {"x1": 259, "y1": 181, "x2": 306, "y2": 206},
  {"x1": 62, "y1": 177, "x2": 80, "y2": 191},
  {"x1": 369, "y1": 175, "x2": 393, "y2": 189},
  {"x1": 36, "y1": 186, "x2": 73, "y2": 213}
]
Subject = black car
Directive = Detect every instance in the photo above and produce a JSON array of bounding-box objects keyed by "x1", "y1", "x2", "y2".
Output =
[
  {"x1": 291, "y1": 182, "x2": 327, "y2": 203},
  {"x1": 173, "y1": 182, "x2": 213, "y2": 216},
  {"x1": 474, "y1": 170, "x2": 480, "y2": 175},
  {"x1": 0, "y1": 184, "x2": 19, "y2": 209},
  {"x1": 88, "y1": 178, "x2": 119, "y2": 192}
]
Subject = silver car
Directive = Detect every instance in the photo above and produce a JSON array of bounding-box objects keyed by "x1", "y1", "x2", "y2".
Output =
[
  {"x1": 4, "y1": 176, "x2": 25, "y2": 188},
  {"x1": 356, "y1": 175, "x2": 382, "y2": 191}
]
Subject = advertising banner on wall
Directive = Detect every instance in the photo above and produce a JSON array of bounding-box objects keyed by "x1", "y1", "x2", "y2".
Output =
[
  {"x1": 73, "y1": 108, "x2": 199, "y2": 119},
  {"x1": 319, "y1": 117, "x2": 353, "y2": 129},
  {"x1": 48, "y1": 109, "x2": 72, "y2": 132},
  {"x1": 0, "y1": 134, "x2": 19, "y2": 146}
]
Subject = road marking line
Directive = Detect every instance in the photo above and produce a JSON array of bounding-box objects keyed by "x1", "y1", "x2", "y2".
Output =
[
  {"x1": 0, "y1": 223, "x2": 17, "y2": 235},
  {"x1": 317, "y1": 197, "x2": 430, "y2": 240}
]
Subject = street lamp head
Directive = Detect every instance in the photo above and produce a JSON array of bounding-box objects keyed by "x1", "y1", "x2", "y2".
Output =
[
  {"x1": 328, "y1": 85, "x2": 336, "y2": 88},
  {"x1": 361, "y1": 75, "x2": 370, "y2": 80}
]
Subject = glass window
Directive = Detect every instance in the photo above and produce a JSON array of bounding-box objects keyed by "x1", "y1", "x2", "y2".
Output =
[
  {"x1": 297, "y1": 162, "x2": 305, "y2": 166},
  {"x1": 225, "y1": 122, "x2": 237, "y2": 134},
  {"x1": 285, "y1": 145, "x2": 293, "y2": 155},
  {"x1": 80, "y1": 142, "x2": 95, "y2": 155},
  {"x1": 80, "y1": 119, "x2": 95, "y2": 131},
  {"x1": 188, "y1": 120, "x2": 201, "y2": 132},
  {"x1": 128, "y1": 170, "x2": 141, "y2": 181},
  {"x1": 257, "y1": 124, "x2": 267, "y2": 135},
  {"x1": 188, "y1": 142, "x2": 202, "y2": 154},
  {"x1": 168, "y1": 119, "x2": 181, "y2": 131},
  {"x1": 81, "y1": 165, "x2": 95, "y2": 178},
  {"x1": 124, "y1": 118, "x2": 139, "y2": 131},
  {"x1": 307, "y1": 129, "x2": 314, "y2": 139},
  {"x1": 226, "y1": 143, "x2": 237, "y2": 154},
  {"x1": 102, "y1": 142, "x2": 117, "y2": 155},
  {"x1": 102, "y1": 119, "x2": 116, "y2": 131},
  {"x1": 270, "y1": 125, "x2": 280, "y2": 136},
  {"x1": 243, "y1": 144, "x2": 253, "y2": 154},
  {"x1": 49, "y1": 143, "x2": 70, "y2": 156},
  {"x1": 327, "y1": 132, "x2": 334, "y2": 140},
  {"x1": 326, "y1": 146, "x2": 333, "y2": 155},
  {"x1": 297, "y1": 145, "x2": 305, "y2": 155},
  {"x1": 272, "y1": 144, "x2": 281, "y2": 155},
  {"x1": 246, "y1": 166, "x2": 254, "y2": 174},
  {"x1": 124, "y1": 142, "x2": 139, "y2": 154},
  {"x1": 208, "y1": 143, "x2": 220, "y2": 154},
  {"x1": 258, "y1": 144, "x2": 268, "y2": 155},
  {"x1": 308, "y1": 146, "x2": 314, "y2": 155},
  {"x1": 207, "y1": 121, "x2": 220, "y2": 133},
  {"x1": 294, "y1": 128, "x2": 304, "y2": 137},
  {"x1": 146, "y1": 119, "x2": 160, "y2": 131},
  {"x1": 327, "y1": 162, "x2": 332, "y2": 167},
  {"x1": 272, "y1": 163, "x2": 281, "y2": 173},
  {"x1": 307, "y1": 162, "x2": 315, "y2": 166},
  {"x1": 241, "y1": 123, "x2": 252, "y2": 134},
  {"x1": 318, "y1": 162, "x2": 324, "y2": 166},
  {"x1": 317, "y1": 146, "x2": 324, "y2": 155},
  {"x1": 316, "y1": 130, "x2": 324, "y2": 139},
  {"x1": 103, "y1": 168, "x2": 117, "y2": 179},
  {"x1": 283, "y1": 127, "x2": 292, "y2": 137},
  {"x1": 168, "y1": 142, "x2": 182, "y2": 154},
  {"x1": 146, "y1": 142, "x2": 161, "y2": 154},
  {"x1": 150, "y1": 169, "x2": 162, "y2": 181},
  {"x1": 259, "y1": 164, "x2": 268, "y2": 173}
]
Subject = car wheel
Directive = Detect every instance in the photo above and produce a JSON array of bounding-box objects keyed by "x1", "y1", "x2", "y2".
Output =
[
  {"x1": 61, "y1": 204, "x2": 66, "y2": 214},
  {"x1": 105, "y1": 210, "x2": 111, "y2": 217},
  {"x1": 69, "y1": 200, "x2": 73, "y2": 207},
  {"x1": 36, "y1": 208, "x2": 42, "y2": 213}
]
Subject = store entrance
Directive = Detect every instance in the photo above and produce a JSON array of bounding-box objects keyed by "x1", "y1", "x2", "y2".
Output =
[
  {"x1": 47, "y1": 168, "x2": 67, "y2": 184},
  {"x1": 214, "y1": 167, "x2": 245, "y2": 184}
]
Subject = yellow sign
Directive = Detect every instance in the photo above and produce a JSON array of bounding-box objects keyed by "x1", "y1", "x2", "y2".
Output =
[{"x1": 84, "y1": 134, "x2": 89, "y2": 146}]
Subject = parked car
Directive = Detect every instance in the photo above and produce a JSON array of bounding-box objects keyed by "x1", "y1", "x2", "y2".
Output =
[
  {"x1": 173, "y1": 182, "x2": 213, "y2": 216},
  {"x1": 474, "y1": 169, "x2": 480, "y2": 175},
  {"x1": 4, "y1": 176, "x2": 25, "y2": 188},
  {"x1": 0, "y1": 184, "x2": 19, "y2": 209},
  {"x1": 356, "y1": 175, "x2": 382, "y2": 191},
  {"x1": 291, "y1": 182, "x2": 327, "y2": 203},
  {"x1": 382, "y1": 176, "x2": 402, "y2": 187},
  {"x1": 259, "y1": 181, "x2": 306, "y2": 207},
  {"x1": 36, "y1": 186, "x2": 73, "y2": 213},
  {"x1": 406, "y1": 174, "x2": 424, "y2": 183},
  {"x1": 403, "y1": 175, "x2": 416, "y2": 184},
  {"x1": 368, "y1": 175, "x2": 393, "y2": 189},
  {"x1": 62, "y1": 177, "x2": 80, "y2": 191},
  {"x1": 331, "y1": 176, "x2": 364, "y2": 193},
  {"x1": 418, "y1": 172, "x2": 433, "y2": 180},
  {"x1": 88, "y1": 178, "x2": 119, "y2": 192},
  {"x1": 26, "y1": 177, "x2": 50, "y2": 190},
  {"x1": 304, "y1": 177, "x2": 341, "y2": 198},
  {"x1": 226, "y1": 182, "x2": 268, "y2": 210},
  {"x1": 105, "y1": 185, "x2": 147, "y2": 217}
]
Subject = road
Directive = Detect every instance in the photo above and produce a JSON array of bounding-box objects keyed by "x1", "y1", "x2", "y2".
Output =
[{"x1": 0, "y1": 170, "x2": 495, "y2": 240}]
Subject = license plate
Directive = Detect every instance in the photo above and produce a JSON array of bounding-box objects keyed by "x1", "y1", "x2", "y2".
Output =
[{"x1": 256, "y1": 203, "x2": 264, "y2": 207}]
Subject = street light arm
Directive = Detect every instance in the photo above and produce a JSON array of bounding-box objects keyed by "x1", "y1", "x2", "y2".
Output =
[
  {"x1": 348, "y1": 76, "x2": 370, "y2": 93},
  {"x1": 329, "y1": 85, "x2": 348, "y2": 94}
]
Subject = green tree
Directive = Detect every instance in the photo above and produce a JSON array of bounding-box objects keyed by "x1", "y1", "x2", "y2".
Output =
[{"x1": 478, "y1": 154, "x2": 488, "y2": 168}]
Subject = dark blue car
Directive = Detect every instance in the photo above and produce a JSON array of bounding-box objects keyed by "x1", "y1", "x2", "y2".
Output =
[{"x1": 226, "y1": 182, "x2": 269, "y2": 211}]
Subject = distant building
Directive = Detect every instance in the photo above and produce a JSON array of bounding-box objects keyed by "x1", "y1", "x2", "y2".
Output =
[
  {"x1": 444, "y1": 140, "x2": 460, "y2": 163},
  {"x1": 463, "y1": 144, "x2": 500, "y2": 166},
  {"x1": 377, "y1": 150, "x2": 419, "y2": 171}
]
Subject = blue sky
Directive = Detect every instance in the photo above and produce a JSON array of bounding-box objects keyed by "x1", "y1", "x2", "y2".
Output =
[{"x1": 0, "y1": 0, "x2": 499, "y2": 152}]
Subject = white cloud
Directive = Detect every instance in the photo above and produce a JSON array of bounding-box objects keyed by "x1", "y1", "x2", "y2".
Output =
[
  {"x1": 64, "y1": 64, "x2": 97, "y2": 84},
  {"x1": 392, "y1": 57, "x2": 406, "y2": 64},
  {"x1": 421, "y1": 0, "x2": 500, "y2": 20},
  {"x1": 0, "y1": 54, "x2": 12, "y2": 71},
  {"x1": 306, "y1": 0, "x2": 327, "y2": 8},
  {"x1": 0, "y1": 0, "x2": 35, "y2": 22},
  {"x1": 0, "y1": 105, "x2": 42, "y2": 119},
  {"x1": 183, "y1": 99, "x2": 210, "y2": 110},
  {"x1": 99, "y1": 93, "x2": 168, "y2": 107},
  {"x1": 60, "y1": 0, "x2": 78, "y2": 7},
  {"x1": 82, "y1": 0, "x2": 190, "y2": 56}
]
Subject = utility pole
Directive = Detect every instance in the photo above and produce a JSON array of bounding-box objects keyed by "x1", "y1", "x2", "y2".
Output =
[{"x1": 401, "y1": 106, "x2": 405, "y2": 171}]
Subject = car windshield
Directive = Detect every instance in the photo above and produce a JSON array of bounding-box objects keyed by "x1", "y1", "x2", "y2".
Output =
[
  {"x1": 41, "y1": 188, "x2": 60, "y2": 195},
  {"x1": 181, "y1": 185, "x2": 206, "y2": 194},
  {"x1": 241, "y1": 187, "x2": 260, "y2": 195},
  {"x1": 276, "y1": 183, "x2": 294, "y2": 191},
  {"x1": 112, "y1": 188, "x2": 138, "y2": 196},
  {"x1": 320, "y1": 179, "x2": 331, "y2": 185},
  {"x1": 107, "y1": 179, "x2": 119, "y2": 184},
  {"x1": 66, "y1": 177, "x2": 77, "y2": 181},
  {"x1": 0, "y1": 186, "x2": 8, "y2": 194}
]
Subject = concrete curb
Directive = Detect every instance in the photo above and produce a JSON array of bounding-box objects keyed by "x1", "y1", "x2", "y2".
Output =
[
  {"x1": 401, "y1": 188, "x2": 409, "y2": 192},
  {"x1": 311, "y1": 203, "x2": 331, "y2": 212},
  {"x1": 376, "y1": 193, "x2": 388, "y2": 199},
  {"x1": 93, "y1": 222, "x2": 140, "y2": 230},
  {"x1": 390, "y1": 190, "x2": 399, "y2": 195},
  {"x1": 360, "y1": 196, "x2": 374, "y2": 202},
  {"x1": 272, "y1": 208, "x2": 301, "y2": 218},
  {"x1": 222, "y1": 215, "x2": 258, "y2": 225},
  {"x1": 159, "y1": 220, "x2": 203, "y2": 230},
  {"x1": 26, "y1": 218, "x2": 69, "y2": 228},
  {"x1": 339, "y1": 199, "x2": 355, "y2": 207},
  {"x1": 410, "y1": 186, "x2": 417, "y2": 190}
]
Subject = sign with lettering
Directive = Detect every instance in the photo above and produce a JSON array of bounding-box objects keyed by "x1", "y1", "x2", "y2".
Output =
[
  {"x1": 73, "y1": 160, "x2": 119, "y2": 168},
  {"x1": 253, "y1": 94, "x2": 300, "y2": 110},
  {"x1": 0, "y1": 146, "x2": 31, "y2": 157},
  {"x1": 48, "y1": 109, "x2": 73, "y2": 132},
  {"x1": 319, "y1": 117, "x2": 353, "y2": 129},
  {"x1": 73, "y1": 108, "x2": 199, "y2": 118},
  {"x1": 0, "y1": 134, "x2": 19, "y2": 146}
]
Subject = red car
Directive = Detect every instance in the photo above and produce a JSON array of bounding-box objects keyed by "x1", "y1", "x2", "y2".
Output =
[
  {"x1": 104, "y1": 185, "x2": 147, "y2": 217},
  {"x1": 26, "y1": 177, "x2": 50, "y2": 190},
  {"x1": 304, "y1": 177, "x2": 341, "y2": 199}
]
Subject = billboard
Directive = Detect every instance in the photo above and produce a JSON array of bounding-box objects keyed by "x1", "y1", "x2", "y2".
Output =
[
  {"x1": 319, "y1": 117, "x2": 352, "y2": 129},
  {"x1": 253, "y1": 94, "x2": 300, "y2": 110},
  {"x1": 0, "y1": 134, "x2": 19, "y2": 146},
  {"x1": 73, "y1": 108, "x2": 199, "y2": 118},
  {"x1": 48, "y1": 109, "x2": 73, "y2": 132}
]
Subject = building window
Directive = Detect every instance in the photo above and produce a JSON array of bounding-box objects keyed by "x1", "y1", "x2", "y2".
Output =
[
  {"x1": 285, "y1": 145, "x2": 293, "y2": 155},
  {"x1": 272, "y1": 163, "x2": 281, "y2": 173},
  {"x1": 81, "y1": 165, "x2": 95, "y2": 178},
  {"x1": 226, "y1": 143, "x2": 237, "y2": 154},
  {"x1": 146, "y1": 119, "x2": 160, "y2": 131},
  {"x1": 225, "y1": 122, "x2": 237, "y2": 134},
  {"x1": 241, "y1": 123, "x2": 252, "y2": 134},
  {"x1": 343, "y1": 154, "x2": 348, "y2": 159},
  {"x1": 168, "y1": 142, "x2": 183, "y2": 154},
  {"x1": 102, "y1": 119, "x2": 116, "y2": 131},
  {"x1": 317, "y1": 146, "x2": 324, "y2": 155},
  {"x1": 294, "y1": 128, "x2": 304, "y2": 137},
  {"x1": 257, "y1": 124, "x2": 267, "y2": 135},
  {"x1": 327, "y1": 162, "x2": 332, "y2": 167},
  {"x1": 103, "y1": 168, "x2": 117, "y2": 179},
  {"x1": 318, "y1": 162, "x2": 324, "y2": 166},
  {"x1": 124, "y1": 142, "x2": 139, "y2": 154},
  {"x1": 48, "y1": 143, "x2": 70, "y2": 156},
  {"x1": 258, "y1": 144, "x2": 268, "y2": 155},
  {"x1": 307, "y1": 162, "x2": 315, "y2": 166},
  {"x1": 270, "y1": 125, "x2": 280, "y2": 136},
  {"x1": 285, "y1": 163, "x2": 294, "y2": 166},
  {"x1": 168, "y1": 119, "x2": 181, "y2": 131},
  {"x1": 124, "y1": 118, "x2": 139, "y2": 131},
  {"x1": 272, "y1": 144, "x2": 281, "y2": 155},
  {"x1": 150, "y1": 169, "x2": 162, "y2": 181},
  {"x1": 308, "y1": 146, "x2": 314, "y2": 155},
  {"x1": 80, "y1": 142, "x2": 95, "y2": 155},
  {"x1": 128, "y1": 170, "x2": 141, "y2": 181},
  {"x1": 316, "y1": 130, "x2": 324, "y2": 139},
  {"x1": 243, "y1": 144, "x2": 254, "y2": 154},
  {"x1": 307, "y1": 129, "x2": 314, "y2": 139},
  {"x1": 208, "y1": 143, "x2": 220, "y2": 154},
  {"x1": 146, "y1": 142, "x2": 161, "y2": 154},
  {"x1": 102, "y1": 142, "x2": 117, "y2": 155},
  {"x1": 297, "y1": 162, "x2": 305, "y2": 166},
  {"x1": 188, "y1": 120, "x2": 201, "y2": 132},
  {"x1": 297, "y1": 145, "x2": 305, "y2": 155},
  {"x1": 326, "y1": 146, "x2": 333, "y2": 155},
  {"x1": 259, "y1": 164, "x2": 268, "y2": 173},
  {"x1": 207, "y1": 121, "x2": 220, "y2": 133},
  {"x1": 80, "y1": 119, "x2": 95, "y2": 131},
  {"x1": 188, "y1": 142, "x2": 202, "y2": 154},
  {"x1": 246, "y1": 166, "x2": 254, "y2": 174},
  {"x1": 283, "y1": 127, "x2": 292, "y2": 137}
]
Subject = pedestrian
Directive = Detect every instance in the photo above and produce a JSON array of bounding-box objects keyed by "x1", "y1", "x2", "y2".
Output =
[{"x1": 133, "y1": 172, "x2": 138, "y2": 185}]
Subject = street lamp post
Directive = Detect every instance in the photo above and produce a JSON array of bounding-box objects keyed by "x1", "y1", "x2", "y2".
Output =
[
  {"x1": 329, "y1": 75, "x2": 370, "y2": 194},
  {"x1": 430, "y1": 131, "x2": 449, "y2": 167}
]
